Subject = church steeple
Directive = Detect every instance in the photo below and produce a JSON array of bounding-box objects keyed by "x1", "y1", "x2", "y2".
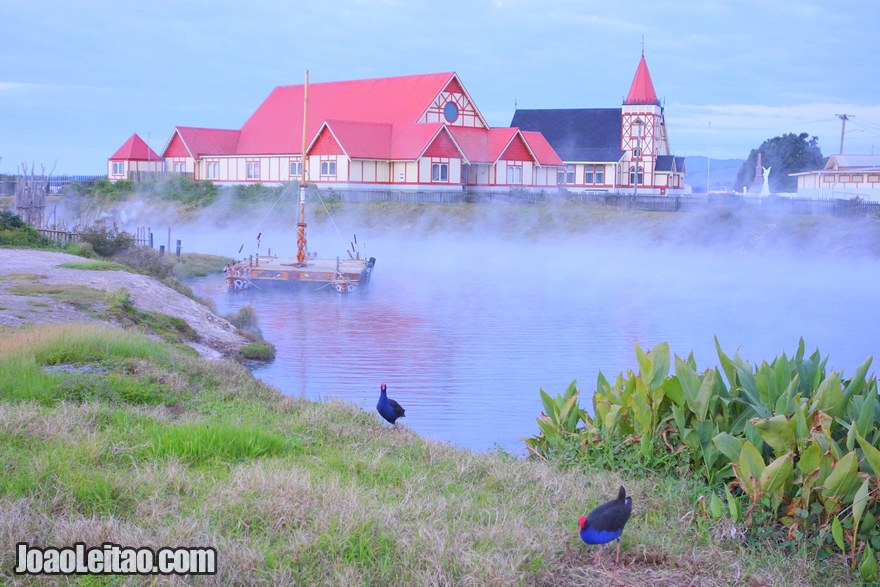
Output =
[{"x1": 624, "y1": 54, "x2": 660, "y2": 106}]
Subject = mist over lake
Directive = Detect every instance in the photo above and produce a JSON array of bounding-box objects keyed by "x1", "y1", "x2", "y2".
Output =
[{"x1": 188, "y1": 209, "x2": 880, "y2": 453}]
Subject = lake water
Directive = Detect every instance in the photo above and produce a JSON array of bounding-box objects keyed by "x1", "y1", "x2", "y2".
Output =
[{"x1": 189, "y1": 230, "x2": 880, "y2": 455}]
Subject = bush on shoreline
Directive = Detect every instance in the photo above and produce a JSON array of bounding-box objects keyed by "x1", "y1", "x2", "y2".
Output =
[{"x1": 527, "y1": 339, "x2": 880, "y2": 582}]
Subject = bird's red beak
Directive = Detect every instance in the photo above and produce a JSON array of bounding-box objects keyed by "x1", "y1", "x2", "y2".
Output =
[{"x1": 578, "y1": 516, "x2": 587, "y2": 530}]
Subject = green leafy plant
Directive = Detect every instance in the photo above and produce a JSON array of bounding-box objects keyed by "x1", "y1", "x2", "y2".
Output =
[{"x1": 526, "y1": 338, "x2": 880, "y2": 578}]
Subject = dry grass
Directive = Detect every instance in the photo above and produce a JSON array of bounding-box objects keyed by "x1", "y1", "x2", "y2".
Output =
[{"x1": 0, "y1": 323, "x2": 860, "y2": 586}]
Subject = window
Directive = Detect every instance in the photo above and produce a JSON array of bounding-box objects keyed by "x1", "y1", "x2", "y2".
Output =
[
  {"x1": 246, "y1": 161, "x2": 260, "y2": 179},
  {"x1": 173, "y1": 162, "x2": 185, "y2": 173},
  {"x1": 206, "y1": 162, "x2": 219, "y2": 179},
  {"x1": 444, "y1": 102, "x2": 459, "y2": 123},
  {"x1": 596, "y1": 166, "x2": 605, "y2": 184},
  {"x1": 869, "y1": 175, "x2": 879, "y2": 183},
  {"x1": 629, "y1": 166, "x2": 643, "y2": 185},
  {"x1": 840, "y1": 175, "x2": 851, "y2": 182},
  {"x1": 289, "y1": 160, "x2": 302, "y2": 177},
  {"x1": 320, "y1": 160, "x2": 336, "y2": 177},
  {"x1": 584, "y1": 167, "x2": 594, "y2": 184},
  {"x1": 633, "y1": 148, "x2": 641, "y2": 158},
  {"x1": 852, "y1": 175, "x2": 864, "y2": 183},
  {"x1": 823, "y1": 175, "x2": 834, "y2": 183},
  {"x1": 507, "y1": 165, "x2": 522, "y2": 184},
  {"x1": 111, "y1": 162, "x2": 124, "y2": 176},
  {"x1": 556, "y1": 165, "x2": 577, "y2": 185},
  {"x1": 431, "y1": 163, "x2": 448, "y2": 182}
]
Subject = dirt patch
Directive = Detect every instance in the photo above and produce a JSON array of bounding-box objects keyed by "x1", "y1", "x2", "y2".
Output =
[{"x1": 0, "y1": 249, "x2": 248, "y2": 359}]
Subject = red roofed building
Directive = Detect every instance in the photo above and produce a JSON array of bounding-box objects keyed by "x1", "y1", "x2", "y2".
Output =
[
  {"x1": 109, "y1": 72, "x2": 563, "y2": 191},
  {"x1": 107, "y1": 133, "x2": 163, "y2": 179}
]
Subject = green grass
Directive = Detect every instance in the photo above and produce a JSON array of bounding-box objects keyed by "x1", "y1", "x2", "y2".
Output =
[
  {"x1": 172, "y1": 252, "x2": 234, "y2": 278},
  {"x1": 0, "y1": 322, "x2": 860, "y2": 585},
  {"x1": 240, "y1": 340, "x2": 276, "y2": 361},
  {"x1": 57, "y1": 260, "x2": 133, "y2": 272}
]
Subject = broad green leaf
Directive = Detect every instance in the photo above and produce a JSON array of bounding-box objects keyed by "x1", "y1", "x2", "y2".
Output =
[
  {"x1": 692, "y1": 369, "x2": 716, "y2": 421},
  {"x1": 856, "y1": 431, "x2": 880, "y2": 478},
  {"x1": 843, "y1": 355, "x2": 872, "y2": 403},
  {"x1": 811, "y1": 373, "x2": 844, "y2": 418},
  {"x1": 832, "y1": 515, "x2": 845, "y2": 551},
  {"x1": 650, "y1": 341, "x2": 670, "y2": 389},
  {"x1": 738, "y1": 440, "x2": 766, "y2": 481},
  {"x1": 662, "y1": 376, "x2": 685, "y2": 407},
  {"x1": 676, "y1": 356, "x2": 700, "y2": 405},
  {"x1": 856, "y1": 395, "x2": 875, "y2": 438},
  {"x1": 724, "y1": 484, "x2": 740, "y2": 521},
  {"x1": 859, "y1": 544, "x2": 878, "y2": 583},
  {"x1": 793, "y1": 401, "x2": 809, "y2": 442},
  {"x1": 539, "y1": 389, "x2": 555, "y2": 422},
  {"x1": 709, "y1": 493, "x2": 723, "y2": 518},
  {"x1": 798, "y1": 440, "x2": 822, "y2": 474},
  {"x1": 603, "y1": 404, "x2": 622, "y2": 436},
  {"x1": 759, "y1": 453, "x2": 793, "y2": 494},
  {"x1": 852, "y1": 478, "x2": 870, "y2": 542},
  {"x1": 752, "y1": 414, "x2": 796, "y2": 456},
  {"x1": 715, "y1": 336, "x2": 737, "y2": 389},
  {"x1": 636, "y1": 343, "x2": 652, "y2": 383},
  {"x1": 755, "y1": 361, "x2": 779, "y2": 410},
  {"x1": 821, "y1": 451, "x2": 858, "y2": 500},
  {"x1": 671, "y1": 404, "x2": 688, "y2": 435},
  {"x1": 713, "y1": 432, "x2": 744, "y2": 465}
]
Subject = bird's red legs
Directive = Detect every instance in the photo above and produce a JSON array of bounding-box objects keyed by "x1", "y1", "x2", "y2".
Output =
[
  {"x1": 592, "y1": 544, "x2": 603, "y2": 566},
  {"x1": 615, "y1": 539, "x2": 621, "y2": 565}
]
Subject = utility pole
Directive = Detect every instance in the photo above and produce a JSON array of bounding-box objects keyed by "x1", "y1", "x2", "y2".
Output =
[{"x1": 836, "y1": 114, "x2": 851, "y2": 154}]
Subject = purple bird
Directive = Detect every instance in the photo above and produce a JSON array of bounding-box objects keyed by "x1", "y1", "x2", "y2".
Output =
[
  {"x1": 376, "y1": 383, "x2": 405, "y2": 425},
  {"x1": 578, "y1": 486, "x2": 633, "y2": 565}
]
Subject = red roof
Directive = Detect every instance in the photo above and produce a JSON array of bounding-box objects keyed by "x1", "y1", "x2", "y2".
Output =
[
  {"x1": 147, "y1": 71, "x2": 563, "y2": 167},
  {"x1": 163, "y1": 127, "x2": 240, "y2": 158},
  {"x1": 447, "y1": 126, "x2": 562, "y2": 166},
  {"x1": 624, "y1": 55, "x2": 660, "y2": 106},
  {"x1": 109, "y1": 133, "x2": 161, "y2": 161},
  {"x1": 237, "y1": 72, "x2": 471, "y2": 157}
]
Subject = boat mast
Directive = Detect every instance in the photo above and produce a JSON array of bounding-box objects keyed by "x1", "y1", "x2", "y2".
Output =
[{"x1": 296, "y1": 69, "x2": 309, "y2": 265}]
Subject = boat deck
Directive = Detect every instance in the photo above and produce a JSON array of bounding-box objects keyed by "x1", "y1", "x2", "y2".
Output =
[{"x1": 226, "y1": 255, "x2": 375, "y2": 293}]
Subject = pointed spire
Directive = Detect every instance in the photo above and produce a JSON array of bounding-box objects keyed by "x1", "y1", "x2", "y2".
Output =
[{"x1": 624, "y1": 55, "x2": 660, "y2": 106}]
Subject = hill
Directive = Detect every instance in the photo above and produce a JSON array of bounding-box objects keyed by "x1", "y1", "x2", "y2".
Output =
[{"x1": 684, "y1": 156, "x2": 745, "y2": 192}]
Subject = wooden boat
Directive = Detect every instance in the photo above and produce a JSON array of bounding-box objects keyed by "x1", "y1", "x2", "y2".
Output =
[{"x1": 225, "y1": 70, "x2": 376, "y2": 294}]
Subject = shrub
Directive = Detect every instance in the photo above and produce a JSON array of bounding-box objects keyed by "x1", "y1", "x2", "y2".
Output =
[
  {"x1": 79, "y1": 221, "x2": 134, "y2": 257},
  {"x1": 527, "y1": 340, "x2": 880, "y2": 581},
  {"x1": 0, "y1": 211, "x2": 47, "y2": 247},
  {"x1": 112, "y1": 246, "x2": 173, "y2": 280},
  {"x1": 159, "y1": 176, "x2": 218, "y2": 209}
]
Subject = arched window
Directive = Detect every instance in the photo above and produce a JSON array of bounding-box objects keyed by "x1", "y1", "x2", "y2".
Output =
[
  {"x1": 629, "y1": 166, "x2": 636, "y2": 185},
  {"x1": 637, "y1": 167, "x2": 644, "y2": 185}
]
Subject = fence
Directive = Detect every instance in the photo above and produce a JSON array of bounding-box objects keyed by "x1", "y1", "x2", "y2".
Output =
[
  {"x1": 0, "y1": 174, "x2": 104, "y2": 196},
  {"x1": 35, "y1": 226, "x2": 168, "y2": 252}
]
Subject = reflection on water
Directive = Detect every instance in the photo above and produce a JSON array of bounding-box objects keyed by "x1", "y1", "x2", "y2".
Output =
[{"x1": 190, "y1": 235, "x2": 880, "y2": 454}]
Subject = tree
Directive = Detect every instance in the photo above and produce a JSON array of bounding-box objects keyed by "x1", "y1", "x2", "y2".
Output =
[{"x1": 735, "y1": 133, "x2": 826, "y2": 194}]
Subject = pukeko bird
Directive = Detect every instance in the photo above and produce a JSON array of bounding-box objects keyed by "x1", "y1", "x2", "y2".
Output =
[
  {"x1": 578, "y1": 486, "x2": 633, "y2": 565},
  {"x1": 376, "y1": 383, "x2": 405, "y2": 425}
]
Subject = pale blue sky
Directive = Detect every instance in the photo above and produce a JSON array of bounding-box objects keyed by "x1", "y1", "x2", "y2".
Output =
[{"x1": 2, "y1": 0, "x2": 879, "y2": 175}]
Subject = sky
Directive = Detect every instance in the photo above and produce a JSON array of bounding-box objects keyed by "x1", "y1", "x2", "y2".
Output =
[{"x1": 2, "y1": 0, "x2": 880, "y2": 176}]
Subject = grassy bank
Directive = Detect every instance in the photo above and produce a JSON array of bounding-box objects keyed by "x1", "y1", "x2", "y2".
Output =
[{"x1": 0, "y1": 323, "x2": 855, "y2": 585}]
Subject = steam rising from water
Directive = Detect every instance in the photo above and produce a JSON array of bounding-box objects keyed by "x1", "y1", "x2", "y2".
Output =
[{"x1": 67, "y1": 190, "x2": 880, "y2": 451}]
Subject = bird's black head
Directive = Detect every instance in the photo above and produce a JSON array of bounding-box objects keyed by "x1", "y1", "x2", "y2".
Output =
[{"x1": 617, "y1": 486, "x2": 627, "y2": 501}]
